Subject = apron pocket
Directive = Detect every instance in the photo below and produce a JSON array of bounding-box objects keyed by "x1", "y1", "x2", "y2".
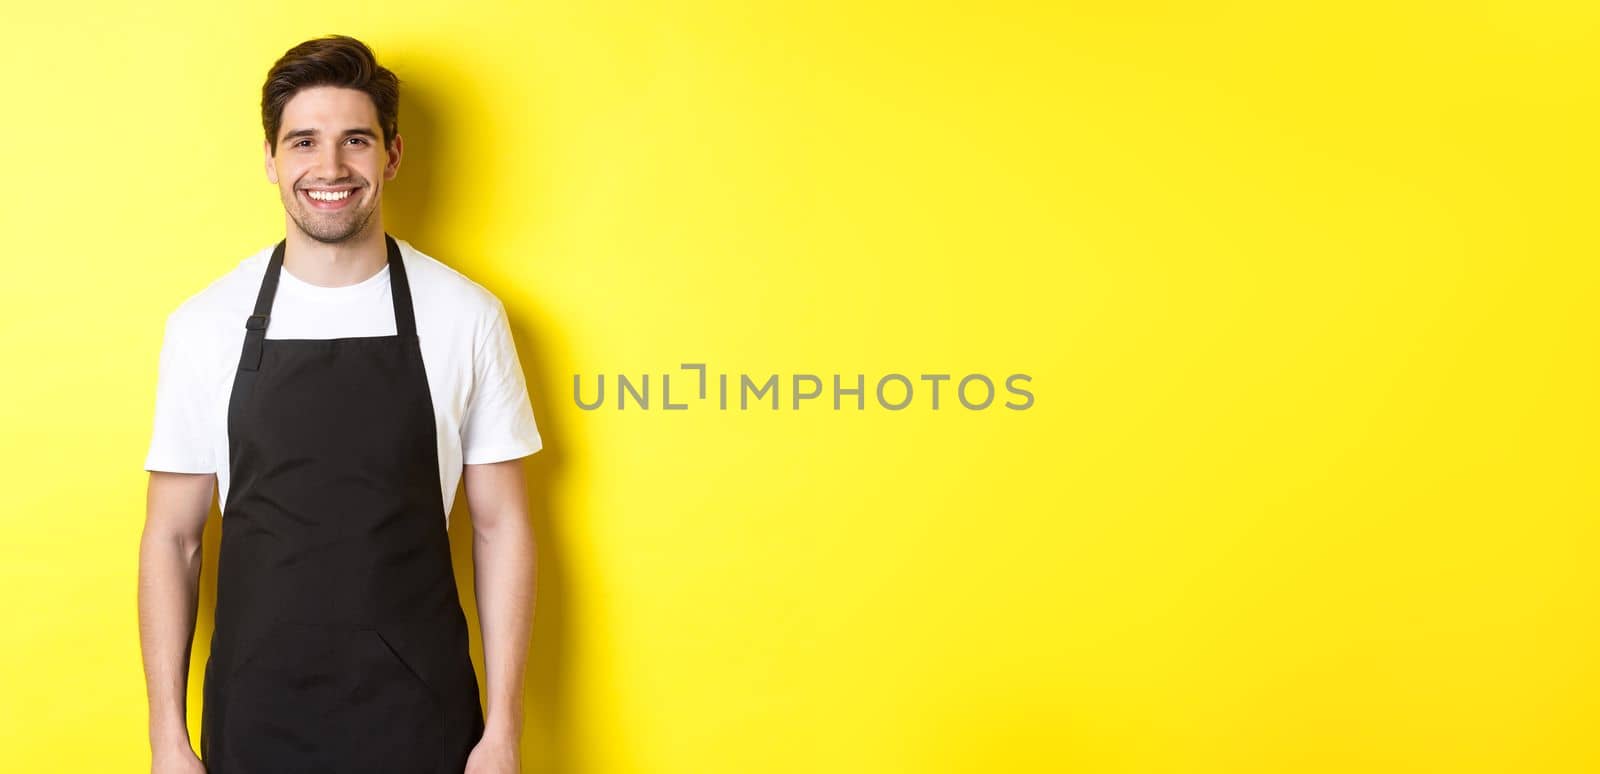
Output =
[
  {"x1": 222, "y1": 622, "x2": 447, "y2": 772},
  {"x1": 343, "y1": 626, "x2": 448, "y2": 771},
  {"x1": 223, "y1": 622, "x2": 346, "y2": 768}
]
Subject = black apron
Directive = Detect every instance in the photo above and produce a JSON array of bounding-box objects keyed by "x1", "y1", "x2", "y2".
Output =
[{"x1": 199, "y1": 234, "x2": 484, "y2": 773}]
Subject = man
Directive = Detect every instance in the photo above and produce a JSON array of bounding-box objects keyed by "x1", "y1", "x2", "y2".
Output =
[{"x1": 137, "y1": 35, "x2": 538, "y2": 774}]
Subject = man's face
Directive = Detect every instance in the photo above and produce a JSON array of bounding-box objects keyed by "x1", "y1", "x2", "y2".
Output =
[{"x1": 265, "y1": 86, "x2": 402, "y2": 244}]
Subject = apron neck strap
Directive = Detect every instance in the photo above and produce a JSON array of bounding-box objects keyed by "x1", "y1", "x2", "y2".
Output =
[
  {"x1": 385, "y1": 234, "x2": 419, "y2": 340},
  {"x1": 239, "y1": 233, "x2": 416, "y2": 372}
]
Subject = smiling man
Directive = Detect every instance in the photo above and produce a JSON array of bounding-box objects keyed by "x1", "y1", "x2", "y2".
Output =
[{"x1": 137, "y1": 36, "x2": 539, "y2": 774}]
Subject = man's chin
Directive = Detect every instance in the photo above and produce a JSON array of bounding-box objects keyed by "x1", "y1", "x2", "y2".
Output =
[{"x1": 292, "y1": 212, "x2": 372, "y2": 244}]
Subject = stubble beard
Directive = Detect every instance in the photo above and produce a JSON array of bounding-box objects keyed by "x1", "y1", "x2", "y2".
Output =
[{"x1": 286, "y1": 187, "x2": 380, "y2": 245}]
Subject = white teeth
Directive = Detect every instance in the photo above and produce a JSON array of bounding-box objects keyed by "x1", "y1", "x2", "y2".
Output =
[{"x1": 307, "y1": 189, "x2": 353, "y2": 201}]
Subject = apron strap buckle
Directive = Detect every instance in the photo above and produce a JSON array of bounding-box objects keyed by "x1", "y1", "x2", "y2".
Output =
[{"x1": 241, "y1": 315, "x2": 269, "y2": 371}]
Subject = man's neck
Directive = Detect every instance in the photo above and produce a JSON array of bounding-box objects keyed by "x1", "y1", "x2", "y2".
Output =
[{"x1": 282, "y1": 222, "x2": 388, "y2": 288}]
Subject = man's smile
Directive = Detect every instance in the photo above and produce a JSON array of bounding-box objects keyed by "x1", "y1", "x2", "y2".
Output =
[{"x1": 299, "y1": 185, "x2": 362, "y2": 210}]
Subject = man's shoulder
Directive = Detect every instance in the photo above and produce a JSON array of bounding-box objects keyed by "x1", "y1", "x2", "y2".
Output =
[
  {"x1": 163, "y1": 244, "x2": 274, "y2": 337},
  {"x1": 398, "y1": 239, "x2": 508, "y2": 323}
]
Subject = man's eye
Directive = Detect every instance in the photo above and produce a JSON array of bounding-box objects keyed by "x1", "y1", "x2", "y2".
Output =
[
  {"x1": 294, "y1": 139, "x2": 311, "y2": 148},
  {"x1": 348, "y1": 137, "x2": 367, "y2": 145}
]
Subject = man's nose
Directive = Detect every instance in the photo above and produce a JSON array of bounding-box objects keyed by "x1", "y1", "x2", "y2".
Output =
[{"x1": 312, "y1": 143, "x2": 344, "y2": 179}]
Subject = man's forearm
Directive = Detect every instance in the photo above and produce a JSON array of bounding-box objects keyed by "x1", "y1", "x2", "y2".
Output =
[
  {"x1": 138, "y1": 526, "x2": 204, "y2": 754},
  {"x1": 472, "y1": 510, "x2": 537, "y2": 739}
]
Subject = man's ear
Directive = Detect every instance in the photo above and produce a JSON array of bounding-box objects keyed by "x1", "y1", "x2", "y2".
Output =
[
  {"x1": 384, "y1": 134, "x2": 403, "y2": 181},
  {"x1": 264, "y1": 140, "x2": 278, "y2": 184}
]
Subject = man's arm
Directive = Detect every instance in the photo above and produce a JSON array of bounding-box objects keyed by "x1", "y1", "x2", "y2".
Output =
[
  {"x1": 463, "y1": 458, "x2": 538, "y2": 750},
  {"x1": 139, "y1": 471, "x2": 214, "y2": 770}
]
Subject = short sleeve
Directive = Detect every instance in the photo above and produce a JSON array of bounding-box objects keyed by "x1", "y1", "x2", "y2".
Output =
[
  {"x1": 143, "y1": 311, "x2": 217, "y2": 473},
  {"x1": 461, "y1": 299, "x2": 543, "y2": 464}
]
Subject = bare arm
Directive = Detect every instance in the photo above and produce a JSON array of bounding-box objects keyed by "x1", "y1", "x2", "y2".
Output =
[
  {"x1": 463, "y1": 458, "x2": 537, "y2": 748},
  {"x1": 139, "y1": 471, "x2": 214, "y2": 770}
]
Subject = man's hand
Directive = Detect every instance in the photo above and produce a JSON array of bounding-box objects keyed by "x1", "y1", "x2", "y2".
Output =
[
  {"x1": 464, "y1": 732, "x2": 521, "y2": 774},
  {"x1": 151, "y1": 744, "x2": 207, "y2": 773}
]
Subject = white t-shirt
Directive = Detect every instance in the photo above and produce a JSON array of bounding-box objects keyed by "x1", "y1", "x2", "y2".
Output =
[{"x1": 143, "y1": 238, "x2": 543, "y2": 524}]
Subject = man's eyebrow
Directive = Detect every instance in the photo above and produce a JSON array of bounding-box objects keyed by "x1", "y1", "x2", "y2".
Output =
[{"x1": 280, "y1": 127, "x2": 380, "y2": 142}]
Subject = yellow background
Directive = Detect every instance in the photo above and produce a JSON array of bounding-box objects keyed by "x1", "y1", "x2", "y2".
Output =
[{"x1": 1, "y1": 2, "x2": 1596, "y2": 772}]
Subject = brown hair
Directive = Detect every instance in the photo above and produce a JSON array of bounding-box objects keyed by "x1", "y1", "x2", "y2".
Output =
[{"x1": 261, "y1": 35, "x2": 400, "y2": 155}]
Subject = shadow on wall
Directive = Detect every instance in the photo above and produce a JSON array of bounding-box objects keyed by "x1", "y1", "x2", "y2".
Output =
[{"x1": 196, "y1": 49, "x2": 579, "y2": 774}]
